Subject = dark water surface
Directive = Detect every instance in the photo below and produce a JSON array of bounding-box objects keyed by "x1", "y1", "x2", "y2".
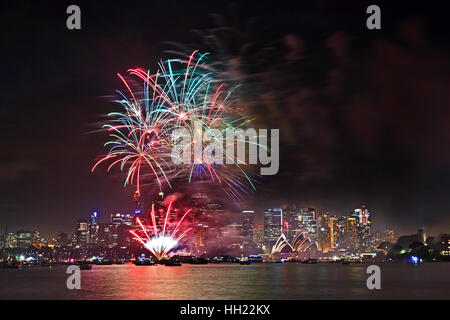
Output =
[{"x1": 0, "y1": 263, "x2": 449, "y2": 299}]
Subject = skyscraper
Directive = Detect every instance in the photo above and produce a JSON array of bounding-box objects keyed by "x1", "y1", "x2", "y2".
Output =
[
  {"x1": 264, "y1": 208, "x2": 282, "y2": 245},
  {"x1": 253, "y1": 224, "x2": 264, "y2": 247},
  {"x1": 299, "y1": 208, "x2": 317, "y2": 240},
  {"x1": 343, "y1": 217, "x2": 358, "y2": 250},
  {"x1": 76, "y1": 219, "x2": 88, "y2": 248},
  {"x1": 317, "y1": 212, "x2": 333, "y2": 253},
  {"x1": 351, "y1": 205, "x2": 372, "y2": 250},
  {"x1": 111, "y1": 213, "x2": 134, "y2": 248},
  {"x1": 133, "y1": 190, "x2": 145, "y2": 223},
  {"x1": 88, "y1": 211, "x2": 99, "y2": 246},
  {"x1": 242, "y1": 210, "x2": 255, "y2": 245},
  {"x1": 5, "y1": 233, "x2": 17, "y2": 248},
  {"x1": 16, "y1": 230, "x2": 32, "y2": 249}
]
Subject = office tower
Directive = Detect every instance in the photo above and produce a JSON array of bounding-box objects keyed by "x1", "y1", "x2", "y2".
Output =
[
  {"x1": 31, "y1": 230, "x2": 41, "y2": 248},
  {"x1": 133, "y1": 190, "x2": 145, "y2": 220},
  {"x1": 352, "y1": 204, "x2": 370, "y2": 225},
  {"x1": 16, "y1": 230, "x2": 32, "y2": 249},
  {"x1": 76, "y1": 219, "x2": 88, "y2": 248},
  {"x1": 440, "y1": 234, "x2": 450, "y2": 256},
  {"x1": 317, "y1": 212, "x2": 333, "y2": 253},
  {"x1": 98, "y1": 223, "x2": 116, "y2": 248},
  {"x1": 5, "y1": 233, "x2": 17, "y2": 248},
  {"x1": 343, "y1": 217, "x2": 358, "y2": 250},
  {"x1": 284, "y1": 205, "x2": 301, "y2": 241},
  {"x1": 336, "y1": 216, "x2": 346, "y2": 246},
  {"x1": 56, "y1": 232, "x2": 68, "y2": 246},
  {"x1": 351, "y1": 205, "x2": 372, "y2": 250},
  {"x1": 110, "y1": 213, "x2": 134, "y2": 247},
  {"x1": 223, "y1": 222, "x2": 244, "y2": 248},
  {"x1": 88, "y1": 211, "x2": 99, "y2": 245},
  {"x1": 111, "y1": 213, "x2": 134, "y2": 226},
  {"x1": 242, "y1": 210, "x2": 255, "y2": 245},
  {"x1": 264, "y1": 208, "x2": 282, "y2": 245},
  {"x1": 253, "y1": 224, "x2": 264, "y2": 246},
  {"x1": 299, "y1": 208, "x2": 317, "y2": 240},
  {"x1": 329, "y1": 216, "x2": 338, "y2": 249},
  {"x1": 383, "y1": 228, "x2": 395, "y2": 242}
]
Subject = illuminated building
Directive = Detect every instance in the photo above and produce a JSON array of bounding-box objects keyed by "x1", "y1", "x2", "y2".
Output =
[
  {"x1": 383, "y1": 228, "x2": 395, "y2": 242},
  {"x1": 264, "y1": 208, "x2": 282, "y2": 245},
  {"x1": 284, "y1": 205, "x2": 302, "y2": 242},
  {"x1": 133, "y1": 190, "x2": 145, "y2": 222},
  {"x1": 56, "y1": 232, "x2": 68, "y2": 246},
  {"x1": 111, "y1": 213, "x2": 134, "y2": 247},
  {"x1": 440, "y1": 234, "x2": 450, "y2": 256},
  {"x1": 76, "y1": 219, "x2": 88, "y2": 248},
  {"x1": 351, "y1": 205, "x2": 372, "y2": 250},
  {"x1": 298, "y1": 208, "x2": 317, "y2": 241},
  {"x1": 242, "y1": 210, "x2": 255, "y2": 245},
  {"x1": 317, "y1": 212, "x2": 336, "y2": 253},
  {"x1": 352, "y1": 205, "x2": 370, "y2": 225},
  {"x1": 32, "y1": 230, "x2": 41, "y2": 248},
  {"x1": 17, "y1": 230, "x2": 32, "y2": 249},
  {"x1": 111, "y1": 213, "x2": 134, "y2": 226},
  {"x1": 343, "y1": 217, "x2": 358, "y2": 250},
  {"x1": 98, "y1": 223, "x2": 116, "y2": 248},
  {"x1": 5, "y1": 233, "x2": 17, "y2": 248},
  {"x1": 88, "y1": 211, "x2": 99, "y2": 245},
  {"x1": 223, "y1": 222, "x2": 244, "y2": 248},
  {"x1": 253, "y1": 224, "x2": 264, "y2": 246}
]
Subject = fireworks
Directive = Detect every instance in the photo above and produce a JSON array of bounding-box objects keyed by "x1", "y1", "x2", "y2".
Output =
[
  {"x1": 92, "y1": 51, "x2": 257, "y2": 201},
  {"x1": 129, "y1": 201, "x2": 192, "y2": 260}
]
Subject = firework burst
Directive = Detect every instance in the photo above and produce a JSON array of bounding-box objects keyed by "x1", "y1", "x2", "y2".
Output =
[
  {"x1": 92, "y1": 51, "x2": 258, "y2": 201},
  {"x1": 129, "y1": 201, "x2": 192, "y2": 260}
]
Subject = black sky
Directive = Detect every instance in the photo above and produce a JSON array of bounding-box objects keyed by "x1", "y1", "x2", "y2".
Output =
[{"x1": 1, "y1": 0, "x2": 450, "y2": 237}]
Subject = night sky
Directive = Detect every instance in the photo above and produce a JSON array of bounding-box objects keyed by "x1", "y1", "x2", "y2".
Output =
[{"x1": 1, "y1": 1, "x2": 450, "y2": 237}]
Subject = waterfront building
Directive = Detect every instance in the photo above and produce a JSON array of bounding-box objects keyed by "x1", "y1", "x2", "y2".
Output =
[
  {"x1": 264, "y1": 208, "x2": 282, "y2": 245},
  {"x1": 88, "y1": 211, "x2": 99, "y2": 245},
  {"x1": 253, "y1": 224, "x2": 264, "y2": 247},
  {"x1": 242, "y1": 210, "x2": 255, "y2": 245},
  {"x1": 16, "y1": 230, "x2": 32, "y2": 249},
  {"x1": 440, "y1": 234, "x2": 450, "y2": 256},
  {"x1": 31, "y1": 230, "x2": 41, "y2": 248},
  {"x1": 133, "y1": 190, "x2": 145, "y2": 223},
  {"x1": 76, "y1": 219, "x2": 88, "y2": 248},
  {"x1": 343, "y1": 217, "x2": 358, "y2": 250},
  {"x1": 298, "y1": 208, "x2": 317, "y2": 241},
  {"x1": 5, "y1": 232, "x2": 17, "y2": 248},
  {"x1": 56, "y1": 232, "x2": 68, "y2": 246},
  {"x1": 383, "y1": 228, "x2": 395, "y2": 242},
  {"x1": 351, "y1": 205, "x2": 372, "y2": 250},
  {"x1": 98, "y1": 223, "x2": 116, "y2": 248}
]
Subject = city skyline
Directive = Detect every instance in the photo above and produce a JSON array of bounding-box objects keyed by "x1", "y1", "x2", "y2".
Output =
[{"x1": 2, "y1": 1, "x2": 450, "y2": 239}]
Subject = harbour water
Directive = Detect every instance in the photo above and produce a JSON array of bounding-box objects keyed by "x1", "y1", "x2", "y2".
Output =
[{"x1": 1, "y1": 263, "x2": 449, "y2": 299}]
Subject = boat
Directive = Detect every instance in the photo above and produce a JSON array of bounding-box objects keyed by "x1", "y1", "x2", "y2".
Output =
[
  {"x1": 94, "y1": 259, "x2": 113, "y2": 265},
  {"x1": 302, "y1": 258, "x2": 318, "y2": 264},
  {"x1": 133, "y1": 259, "x2": 155, "y2": 266},
  {"x1": 164, "y1": 260, "x2": 182, "y2": 266}
]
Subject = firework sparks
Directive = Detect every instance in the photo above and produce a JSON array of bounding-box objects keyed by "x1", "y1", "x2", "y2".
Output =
[
  {"x1": 130, "y1": 201, "x2": 192, "y2": 260},
  {"x1": 92, "y1": 51, "x2": 258, "y2": 200}
]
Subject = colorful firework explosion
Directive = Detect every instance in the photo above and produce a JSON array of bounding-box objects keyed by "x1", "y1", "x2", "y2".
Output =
[
  {"x1": 129, "y1": 201, "x2": 192, "y2": 260},
  {"x1": 92, "y1": 51, "x2": 257, "y2": 201}
]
